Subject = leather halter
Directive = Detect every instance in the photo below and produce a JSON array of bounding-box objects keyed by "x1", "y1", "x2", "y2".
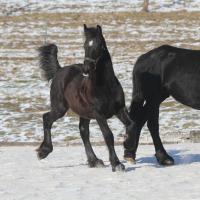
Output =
[
  {"x1": 83, "y1": 45, "x2": 105, "y2": 77},
  {"x1": 84, "y1": 57, "x2": 96, "y2": 64}
]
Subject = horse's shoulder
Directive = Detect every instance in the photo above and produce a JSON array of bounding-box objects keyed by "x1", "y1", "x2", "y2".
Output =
[{"x1": 53, "y1": 64, "x2": 83, "y2": 86}]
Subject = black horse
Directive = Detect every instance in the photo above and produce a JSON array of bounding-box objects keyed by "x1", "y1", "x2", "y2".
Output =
[
  {"x1": 37, "y1": 24, "x2": 136, "y2": 172},
  {"x1": 125, "y1": 44, "x2": 200, "y2": 165}
]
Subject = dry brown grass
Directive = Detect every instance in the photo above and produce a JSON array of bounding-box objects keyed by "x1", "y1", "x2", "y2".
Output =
[{"x1": 1, "y1": 11, "x2": 200, "y2": 24}]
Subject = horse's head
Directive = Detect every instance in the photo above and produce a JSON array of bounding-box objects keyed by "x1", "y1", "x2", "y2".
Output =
[{"x1": 83, "y1": 24, "x2": 106, "y2": 77}]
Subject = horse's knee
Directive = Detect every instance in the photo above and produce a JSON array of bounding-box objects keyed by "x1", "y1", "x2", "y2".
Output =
[
  {"x1": 43, "y1": 112, "x2": 58, "y2": 129},
  {"x1": 79, "y1": 118, "x2": 89, "y2": 135},
  {"x1": 79, "y1": 124, "x2": 85, "y2": 132},
  {"x1": 43, "y1": 112, "x2": 52, "y2": 129},
  {"x1": 79, "y1": 123, "x2": 88, "y2": 139},
  {"x1": 43, "y1": 112, "x2": 49, "y2": 121},
  {"x1": 43, "y1": 108, "x2": 67, "y2": 127}
]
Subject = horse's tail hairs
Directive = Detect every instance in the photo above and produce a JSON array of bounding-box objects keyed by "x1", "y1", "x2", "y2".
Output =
[
  {"x1": 129, "y1": 72, "x2": 145, "y2": 117},
  {"x1": 38, "y1": 44, "x2": 62, "y2": 82},
  {"x1": 132, "y1": 72, "x2": 144, "y2": 102}
]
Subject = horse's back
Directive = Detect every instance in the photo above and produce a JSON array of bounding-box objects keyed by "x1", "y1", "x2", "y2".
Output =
[{"x1": 134, "y1": 45, "x2": 200, "y2": 73}]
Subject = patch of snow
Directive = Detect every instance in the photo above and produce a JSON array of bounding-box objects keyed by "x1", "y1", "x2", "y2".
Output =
[
  {"x1": 1, "y1": 0, "x2": 200, "y2": 16},
  {"x1": 0, "y1": 143, "x2": 200, "y2": 200}
]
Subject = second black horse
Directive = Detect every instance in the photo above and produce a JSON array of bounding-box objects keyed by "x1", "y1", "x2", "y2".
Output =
[{"x1": 125, "y1": 44, "x2": 200, "y2": 165}]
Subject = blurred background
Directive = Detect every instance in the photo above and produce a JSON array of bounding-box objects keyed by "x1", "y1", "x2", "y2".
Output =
[{"x1": 0, "y1": 0, "x2": 200, "y2": 145}]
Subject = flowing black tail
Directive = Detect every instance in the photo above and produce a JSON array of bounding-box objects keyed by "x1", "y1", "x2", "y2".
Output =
[{"x1": 38, "y1": 43, "x2": 61, "y2": 81}]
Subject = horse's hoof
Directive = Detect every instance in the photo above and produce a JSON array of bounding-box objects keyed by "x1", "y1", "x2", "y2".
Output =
[
  {"x1": 124, "y1": 156, "x2": 136, "y2": 164},
  {"x1": 155, "y1": 151, "x2": 174, "y2": 166},
  {"x1": 37, "y1": 149, "x2": 49, "y2": 160},
  {"x1": 36, "y1": 146, "x2": 52, "y2": 160},
  {"x1": 124, "y1": 149, "x2": 136, "y2": 164},
  {"x1": 112, "y1": 163, "x2": 125, "y2": 172},
  {"x1": 95, "y1": 159, "x2": 105, "y2": 168},
  {"x1": 89, "y1": 159, "x2": 105, "y2": 168}
]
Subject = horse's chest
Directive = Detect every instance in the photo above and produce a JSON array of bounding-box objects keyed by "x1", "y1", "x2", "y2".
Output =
[{"x1": 96, "y1": 89, "x2": 125, "y2": 116}]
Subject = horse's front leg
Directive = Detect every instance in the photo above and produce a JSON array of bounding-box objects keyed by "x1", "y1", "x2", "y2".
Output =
[
  {"x1": 36, "y1": 112, "x2": 54, "y2": 159},
  {"x1": 79, "y1": 117, "x2": 105, "y2": 168},
  {"x1": 116, "y1": 107, "x2": 138, "y2": 163},
  {"x1": 95, "y1": 114, "x2": 125, "y2": 172},
  {"x1": 37, "y1": 106, "x2": 67, "y2": 159}
]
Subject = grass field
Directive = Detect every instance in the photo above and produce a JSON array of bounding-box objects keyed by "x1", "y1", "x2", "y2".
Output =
[{"x1": 1, "y1": 9, "x2": 200, "y2": 143}]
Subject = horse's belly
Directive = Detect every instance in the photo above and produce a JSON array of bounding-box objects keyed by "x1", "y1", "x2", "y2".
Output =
[
  {"x1": 168, "y1": 74, "x2": 200, "y2": 109},
  {"x1": 68, "y1": 100, "x2": 95, "y2": 119},
  {"x1": 64, "y1": 88, "x2": 95, "y2": 119},
  {"x1": 70, "y1": 106, "x2": 95, "y2": 119}
]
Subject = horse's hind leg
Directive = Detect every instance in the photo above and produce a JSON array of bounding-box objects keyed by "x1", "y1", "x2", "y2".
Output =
[
  {"x1": 124, "y1": 100, "x2": 149, "y2": 162},
  {"x1": 147, "y1": 102, "x2": 174, "y2": 165},
  {"x1": 116, "y1": 107, "x2": 138, "y2": 163},
  {"x1": 37, "y1": 103, "x2": 68, "y2": 159},
  {"x1": 121, "y1": 99, "x2": 148, "y2": 163},
  {"x1": 79, "y1": 117, "x2": 104, "y2": 168}
]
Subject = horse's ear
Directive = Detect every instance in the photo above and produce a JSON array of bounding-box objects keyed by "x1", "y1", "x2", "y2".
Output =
[
  {"x1": 84, "y1": 24, "x2": 88, "y2": 33},
  {"x1": 97, "y1": 25, "x2": 102, "y2": 34}
]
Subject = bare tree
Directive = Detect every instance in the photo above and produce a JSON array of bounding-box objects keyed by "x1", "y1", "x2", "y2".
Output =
[{"x1": 142, "y1": 0, "x2": 149, "y2": 12}]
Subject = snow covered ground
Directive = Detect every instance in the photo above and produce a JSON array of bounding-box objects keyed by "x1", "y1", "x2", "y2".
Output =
[
  {"x1": 1, "y1": 0, "x2": 200, "y2": 16},
  {"x1": 0, "y1": 143, "x2": 200, "y2": 200}
]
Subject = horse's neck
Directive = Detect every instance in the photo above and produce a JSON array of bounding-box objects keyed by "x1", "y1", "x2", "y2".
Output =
[{"x1": 94, "y1": 51, "x2": 116, "y2": 87}]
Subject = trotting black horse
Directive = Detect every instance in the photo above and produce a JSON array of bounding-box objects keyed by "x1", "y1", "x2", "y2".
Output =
[
  {"x1": 124, "y1": 44, "x2": 200, "y2": 165},
  {"x1": 37, "y1": 24, "x2": 136, "y2": 172}
]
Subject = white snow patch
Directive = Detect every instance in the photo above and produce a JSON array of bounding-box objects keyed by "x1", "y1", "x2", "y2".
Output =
[
  {"x1": 0, "y1": 143, "x2": 200, "y2": 200},
  {"x1": 1, "y1": 0, "x2": 200, "y2": 16}
]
